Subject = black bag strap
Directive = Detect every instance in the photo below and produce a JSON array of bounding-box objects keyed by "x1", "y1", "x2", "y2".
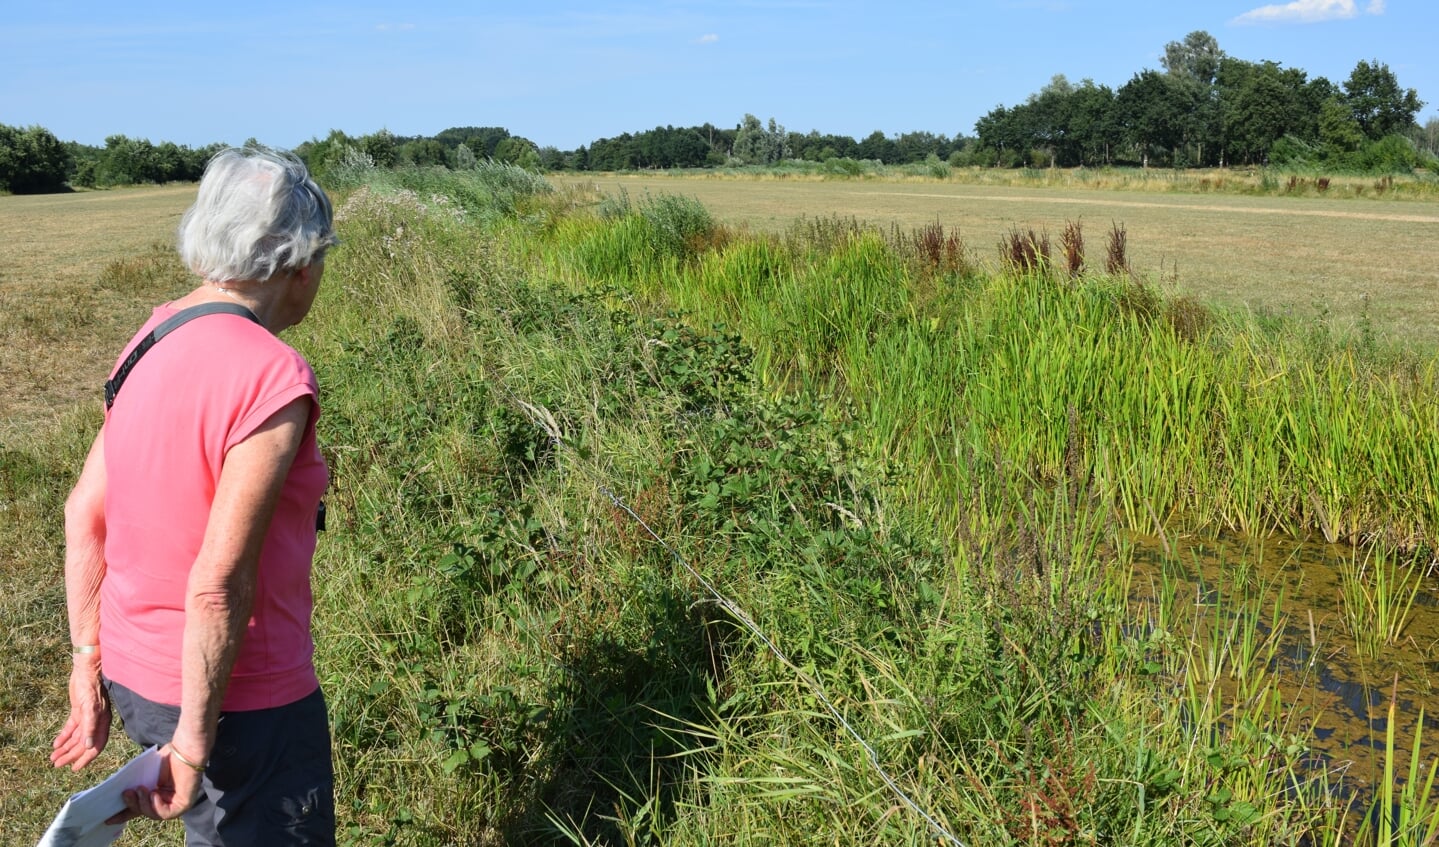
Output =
[{"x1": 104, "y1": 302, "x2": 261, "y2": 410}]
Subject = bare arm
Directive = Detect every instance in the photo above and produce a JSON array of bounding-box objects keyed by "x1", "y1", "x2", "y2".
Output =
[
  {"x1": 123, "y1": 396, "x2": 311, "y2": 820},
  {"x1": 51, "y1": 432, "x2": 111, "y2": 771}
]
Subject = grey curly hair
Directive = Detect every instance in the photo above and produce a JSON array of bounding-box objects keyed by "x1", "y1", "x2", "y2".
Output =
[{"x1": 177, "y1": 147, "x2": 337, "y2": 284}]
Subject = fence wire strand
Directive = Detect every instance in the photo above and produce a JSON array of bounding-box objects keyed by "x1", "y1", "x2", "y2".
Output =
[{"x1": 513, "y1": 395, "x2": 966, "y2": 847}]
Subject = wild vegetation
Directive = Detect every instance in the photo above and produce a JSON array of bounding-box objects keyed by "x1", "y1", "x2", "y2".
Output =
[{"x1": 7, "y1": 160, "x2": 1439, "y2": 845}]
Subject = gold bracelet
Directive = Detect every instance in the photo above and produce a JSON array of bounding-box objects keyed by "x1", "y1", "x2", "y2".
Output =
[
  {"x1": 167, "y1": 743, "x2": 208, "y2": 772},
  {"x1": 72, "y1": 644, "x2": 98, "y2": 656}
]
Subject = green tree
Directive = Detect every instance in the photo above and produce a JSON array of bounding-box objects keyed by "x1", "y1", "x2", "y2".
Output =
[
  {"x1": 398, "y1": 138, "x2": 447, "y2": 167},
  {"x1": 698, "y1": 122, "x2": 736, "y2": 162},
  {"x1": 857, "y1": 129, "x2": 898, "y2": 163},
  {"x1": 894, "y1": 130, "x2": 946, "y2": 164},
  {"x1": 588, "y1": 134, "x2": 636, "y2": 170},
  {"x1": 787, "y1": 130, "x2": 860, "y2": 163},
  {"x1": 1024, "y1": 75, "x2": 1075, "y2": 166},
  {"x1": 563, "y1": 146, "x2": 590, "y2": 170},
  {"x1": 767, "y1": 118, "x2": 791, "y2": 161},
  {"x1": 493, "y1": 136, "x2": 540, "y2": 169},
  {"x1": 296, "y1": 129, "x2": 358, "y2": 181},
  {"x1": 1420, "y1": 117, "x2": 1439, "y2": 157},
  {"x1": 974, "y1": 106, "x2": 1026, "y2": 165},
  {"x1": 1292, "y1": 76, "x2": 1341, "y2": 143},
  {"x1": 627, "y1": 126, "x2": 710, "y2": 168},
  {"x1": 358, "y1": 130, "x2": 398, "y2": 168},
  {"x1": 0, "y1": 124, "x2": 73, "y2": 193},
  {"x1": 1068, "y1": 80, "x2": 1119, "y2": 166},
  {"x1": 1318, "y1": 97, "x2": 1366, "y2": 158},
  {"x1": 1161, "y1": 32, "x2": 1224, "y2": 166},
  {"x1": 731, "y1": 114, "x2": 788, "y2": 165},
  {"x1": 0, "y1": 123, "x2": 20, "y2": 189},
  {"x1": 1343, "y1": 60, "x2": 1424, "y2": 139},
  {"x1": 1217, "y1": 60, "x2": 1308, "y2": 165},
  {"x1": 67, "y1": 141, "x2": 101, "y2": 188},
  {"x1": 1117, "y1": 70, "x2": 1199, "y2": 167},
  {"x1": 730, "y1": 115, "x2": 764, "y2": 164},
  {"x1": 1161, "y1": 30, "x2": 1223, "y2": 87},
  {"x1": 537, "y1": 145, "x2": 565, "y2": 170},
  {"x1": 95, "y1": 135, "x2": 157, "y2": 185}
]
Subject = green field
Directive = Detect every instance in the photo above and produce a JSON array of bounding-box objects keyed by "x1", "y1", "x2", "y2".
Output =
[{"x1": 6, "y1": 169, "x2": 1439, "y2": 845}]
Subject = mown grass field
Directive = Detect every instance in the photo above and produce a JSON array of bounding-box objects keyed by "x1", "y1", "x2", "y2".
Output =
[
  {"x1": 0, "y1": 185, "x2": 196, "y2": 438},
  {"x1": 572, "y1": 172, "x2": 1439, "y2": 348},
  {"x1": 5, "y1": 169, "x2": 1439, "y2": 846}
]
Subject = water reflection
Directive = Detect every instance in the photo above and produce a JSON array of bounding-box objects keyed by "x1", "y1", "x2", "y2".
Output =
[{"x1": 1127, "y1": 529, "x2": 1439, "y2": 800}]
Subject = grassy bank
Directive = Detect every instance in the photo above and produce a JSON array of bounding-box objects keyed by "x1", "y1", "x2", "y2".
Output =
[{"x1": 6, "y1": 163, "x2": 1439, "y2": 844}]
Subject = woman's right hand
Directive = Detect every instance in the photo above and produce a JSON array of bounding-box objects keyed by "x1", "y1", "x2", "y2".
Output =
[{"x1": 50, "y1": 654, "x2": 110, "y2": 771}]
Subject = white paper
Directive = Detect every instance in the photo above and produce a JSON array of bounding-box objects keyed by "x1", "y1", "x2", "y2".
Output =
[{"x1": 37, "y1": 746, "x2": 162, "y2": 847}]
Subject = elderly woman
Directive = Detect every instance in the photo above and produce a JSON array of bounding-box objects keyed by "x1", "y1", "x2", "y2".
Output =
[{"x1": 50, "y1": 147, "x2": 338, "y2": 845}]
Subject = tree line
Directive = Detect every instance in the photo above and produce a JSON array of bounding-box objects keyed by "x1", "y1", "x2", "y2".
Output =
[
  {"x1": 2, "y1": 30, "x2": 1434, "y2": 194},
  {"x1": 973, "y1": 31, "x2": 1428, "y2": 170},
  {"x1": 0, "y1": 118, "x2": 979, "y2": 193},
  {"x1": 291, "y1": 118, "x2": 975, "y2": 180},
  {"x1": 0, "y1": 129, "x2": 226, "y2": 194}
]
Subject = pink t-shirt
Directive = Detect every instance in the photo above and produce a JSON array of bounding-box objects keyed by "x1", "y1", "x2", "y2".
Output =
[{"x1": 100, "y1": 304, "x2": 327, "y2": 711}]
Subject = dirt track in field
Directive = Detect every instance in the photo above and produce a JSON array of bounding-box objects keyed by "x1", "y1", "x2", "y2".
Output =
[{"x1": 864, "y1": 190, "x2": 1439, "y2": 224}]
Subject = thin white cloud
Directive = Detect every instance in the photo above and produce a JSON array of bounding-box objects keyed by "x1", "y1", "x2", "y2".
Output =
[
  {"x1": 1231, "y1": 0, "x2": 1383, "y2": 24},
  {"x1": 697, "y1": 33, "x2": 719, "y2": 44},
  {"x1": 1002, "y1": 0, "x2": 1072, "y2": 10},
  {"x1": 375, "y1": 22, "x2": 416, "y2": 32}
]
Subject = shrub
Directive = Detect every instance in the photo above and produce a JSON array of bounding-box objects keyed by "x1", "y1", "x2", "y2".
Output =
[
  {"x1": 1357, "y1": 134, "x2": 1421, "y2": 173},
  {"x1": 924, "y1": 153, "x2": 951, "y2": 179},
  {"x1": 821, "y1": 156, "x2": 864, "y2": 176},
  {"x1": 638, "y1": 193, "x2": 719, "y2": 262}
]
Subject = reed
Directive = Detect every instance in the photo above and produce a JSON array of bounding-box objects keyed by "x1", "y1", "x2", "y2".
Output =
[
  {"x1": 1106, "y1": 221, "x2": 1129, "y2": 276},
  {"x1": 1357, "y1": 685, "x2": 1439, "y2": 847},
  {"x1": 1338, "y1": 544, "x2": 1424, "y2": 660},
  {"x1": 1001, "y1": 226, "x2": 1052, "y2": 277},
  {"x1": 1061, "y1": 219, "x2": 1084, "y2": 279}
]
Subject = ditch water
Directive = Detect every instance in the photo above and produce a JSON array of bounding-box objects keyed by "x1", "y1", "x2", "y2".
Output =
[{"x1": 1126, "y1": 530, "x2": 1439, "y2": 804}]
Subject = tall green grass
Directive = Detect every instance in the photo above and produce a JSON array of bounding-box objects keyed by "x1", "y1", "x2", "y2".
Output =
[
  {"x1": 521, "y1": 184, "x2": 1439, "y2": 842},
  {"x1": 12, "y1": 165, "x2": 1439, "y2": 845},
  {"x1": 536, "y1": 205, "x2": 1439, "y2": 555}
]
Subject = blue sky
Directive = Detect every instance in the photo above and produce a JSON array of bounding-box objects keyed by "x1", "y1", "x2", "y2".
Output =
[{"x1": 3, "y1": 0, "x2": 1434, "y2": 151}]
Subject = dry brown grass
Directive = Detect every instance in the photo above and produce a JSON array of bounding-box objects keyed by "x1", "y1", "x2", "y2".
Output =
[
  {"x1": 567, "y1": 173, "x2": 1439, "y2": 350},
  {"x1": 0, "y1": 185, "x2": 198, "y2": 442},
  {"x1": 0, "y1": 186, "x2": 198, "y2": 846}
]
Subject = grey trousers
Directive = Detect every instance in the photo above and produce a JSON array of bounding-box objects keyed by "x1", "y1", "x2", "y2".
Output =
[{"x1": 105, "y1": 678, "x2": 336, "y2": 846}]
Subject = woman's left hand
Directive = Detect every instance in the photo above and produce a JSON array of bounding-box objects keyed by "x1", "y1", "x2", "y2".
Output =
[{"x1": 106, "y1": 745, "x2": 205, "y2": 824}]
